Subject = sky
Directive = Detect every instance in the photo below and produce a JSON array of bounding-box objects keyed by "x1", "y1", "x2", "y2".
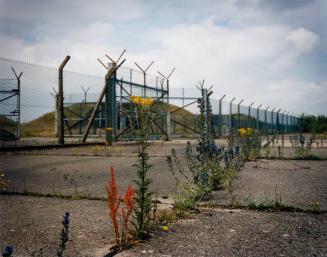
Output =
[{"x1": 0, "y1": 0, "x2": 326, "y2": 115}]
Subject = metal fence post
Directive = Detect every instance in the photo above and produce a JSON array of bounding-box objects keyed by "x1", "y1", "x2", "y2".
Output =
[
  {"x1": 219, "y1": 94, "x2": 226, "y2": 137},
  {"x1": 135, "y1": 61, "x2": 154, "y2": 97},
  {"x1": 248, "y1": 102, "x2": 254, "y2": 128},
  {"x1": 276, "y1": 109, "x2": 282, "y2": 134},
  {"x1": 157, "y1": 68, "x2": 175, "y2": 141},
  {"x1": 281, "y1": 110, "x2": 286, "y2": 147},
  {"x1": 203, "y1": 88, "x2": 209, "y2": 136},
  {"x1": 282, "y1": 110, "x2": 286, "y2": 134},
  {"x1": 166, "y1": 78, "x2": 171, "y2": 140},
  {"x1": 106, "y1": 63, "x2": 117, "y2": 144},
  {"x1": 237, "y1": 99, "x2": 244, "y2": 129},
  {"x1": 229, "y1": 97, "x2": 236, "y2": 132},
  {"x1": 58, "y1": 55, "x2": 70, "y2": 145},
  {"x1": 256, "y1": 104, "x2": 262, "y2": 130},
  {"x1": 11, "y1": 68, "x2": 23, "y2": 139},
  {"x1": 271, "y1": 108, "x2": 276, "y2": 134},
  {"x1": 265, "y1": 106, "x2": 269, "y2": 135},
  {"x1": 286, "y1": 112, "x2": 290, "y2": 133}
]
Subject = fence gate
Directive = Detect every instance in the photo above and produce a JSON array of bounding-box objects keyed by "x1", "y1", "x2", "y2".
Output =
[{"x1": 0, "y1": 77, "x2": 20, "y2": 140}]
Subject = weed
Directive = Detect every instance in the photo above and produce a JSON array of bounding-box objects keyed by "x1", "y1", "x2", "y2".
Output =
[
  {"x1": 155, "y1": 211, "x2": 176, "y2": 225},
  {"x1": 173, "y1": 183, "x2": 203, "y2": 215},
  {"x1": 107, "y1": 166, "x2": 122, "y2": 246},
  {"x1": 245, "y1": 193, "x2": 298, "y2": 212},
  {"x1": 129, "y1": 95, "x2": 154, "y2": 239},
  {"x1": 107, "y1": 166, "x2": 135, "y2": 250},
  {"x1": 120, "y1": 185, "x2": 135, "y2": 246},
  {"x1": 308, "y1": 201, "x2": 321, "y2": 213},
  {"x1": 2, "y1": 246, "x2": 13, "y2": 257},
  {"x1": 0, "y1": 172, "x2": 9, "y2": 192},
  {"x1": 57, "y1": 212, "x2": 70, "y2": 257}
]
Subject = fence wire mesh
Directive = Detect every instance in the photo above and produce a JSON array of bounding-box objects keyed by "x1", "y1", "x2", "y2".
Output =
[
  {"x1": 0, "y1": 57, "x2": 57, "y2": 145},
  {"x1": 0, "y1": 56, "x2": 301, "y2": 147}
]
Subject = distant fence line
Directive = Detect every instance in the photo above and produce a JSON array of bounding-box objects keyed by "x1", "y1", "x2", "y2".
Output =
[{"x1": 0, "y1": 56, "x2": 300, "y2": 144}]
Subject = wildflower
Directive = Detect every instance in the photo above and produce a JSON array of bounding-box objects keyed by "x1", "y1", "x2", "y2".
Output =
[
  {"x1": 107, "y1": 166, "x2": 121, "y2": 245},
  {"x1": 130, "y1": 95, "x2": 154, "y2": 107},
  {"x1": 235, "y1": 146, "x2": 240, "y2": 156},
  {"x1": 247, "y1": 128, "x2": 253, "y2": 135},
  {"x1": 130, "y1": 95, "x2": 141, "y2": 105},
  {"x1": 121, "y1": 185, "x2": 135, "y2": 244},
  {"x1": 63, "y1": 212, "x2": 70, "y2": 226},
  {"x1": 238, "y1": 128, "x2": 247, "y2": 137},
  {"x1": 57, "y1": 212, "x2": 70, "y2": 257},
  {"x1": 2, "y1": 245, "x2": 13, "y2": 257},
  {"x1": 162, "y1": 226, "x2": 169, "y2": 232}
]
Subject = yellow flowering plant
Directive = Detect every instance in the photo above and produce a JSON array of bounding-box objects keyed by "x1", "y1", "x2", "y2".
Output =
[
  {"x1": 236, "y1": 127, "x2": 261, "y2": 160},
  {"x1": 237, "y1": 128, "x2": 253, "y2": 137},
  {"x1": 129, "y1": 95, "x2": 155, "y2": 239},
  {"x1": 130, "y1": 96, "x2": 153, "y2": 108}
]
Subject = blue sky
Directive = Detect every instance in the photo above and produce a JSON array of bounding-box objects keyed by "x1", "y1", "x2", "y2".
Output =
[{"x1": 0, "y1": 0, "x2": 326, "y2": 115}]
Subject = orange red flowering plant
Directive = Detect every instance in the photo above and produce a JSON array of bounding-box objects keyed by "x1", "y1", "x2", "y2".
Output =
[{"x1": 107, "y1": 166, "x2": 135, "y2": 249}]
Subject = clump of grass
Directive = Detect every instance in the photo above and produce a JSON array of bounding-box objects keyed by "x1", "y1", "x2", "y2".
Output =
[{"x1": 245, "y1": 195, "x2": 297, "y2": 212}]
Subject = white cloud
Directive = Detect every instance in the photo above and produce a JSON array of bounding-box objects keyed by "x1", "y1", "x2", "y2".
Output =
[
  {"x1": 261, "y1": 79, "x2": 327, "y2": 115},
  {"x1": 70, "y1": 21, "x2": 114, "y2": 44},
  {"x1": 287, "y1": 27, "x2": 320, "y2": 55},
  {"x1": 0, "y1": 0, "x2": 326, "y2": 115}
]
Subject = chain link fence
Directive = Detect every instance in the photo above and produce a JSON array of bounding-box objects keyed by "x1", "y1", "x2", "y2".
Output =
[
  {"x1": 0, "y1": 57, "x2": 57, "y2": 145},
  {"x1": 0, "y1": 56, "x2": 301, "y2": 147}
]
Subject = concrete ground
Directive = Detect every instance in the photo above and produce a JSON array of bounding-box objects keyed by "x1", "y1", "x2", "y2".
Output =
[
  {"x1": 1, "y1": 141, "x2": 327, "y2": 256},
  {"x1": 0, "y1": 154, "x2": 177, "y2": 198},
  {"x1": 0, "y1": 195, "x2": 112, "y2": 257},
  {"x1": 119, "y1": 208, "x2": 327, "y2": 257},
  {"x1": 210, "y1": 159, "x2": 327, "y2": 211}
]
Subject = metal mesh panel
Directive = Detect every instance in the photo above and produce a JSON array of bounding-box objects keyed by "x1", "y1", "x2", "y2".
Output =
[
  {"x1": 0, "y1": 78, "x2": 19, "y2": 139},
  {"x1": 0, "y1": 57, "x2": 57, "y2": 143}
]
